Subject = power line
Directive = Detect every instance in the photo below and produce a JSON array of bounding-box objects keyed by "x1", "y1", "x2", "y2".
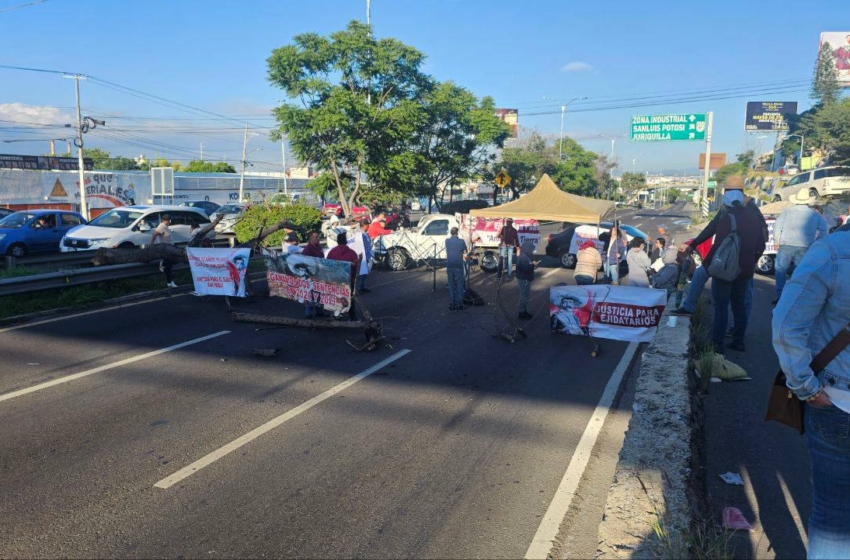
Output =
[{"x1": 0, "y1": 0, "x2": 50, "y2": 13}]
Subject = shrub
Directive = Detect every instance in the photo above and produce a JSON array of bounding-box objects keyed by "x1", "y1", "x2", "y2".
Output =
[{"x1": 233, "y1": 203, "x2": 322, "y2": 247}]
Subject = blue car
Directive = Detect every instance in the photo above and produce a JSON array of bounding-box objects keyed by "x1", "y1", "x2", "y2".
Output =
[{"x1": 0, "y1": 209, "x2": 87, "y2": 257}]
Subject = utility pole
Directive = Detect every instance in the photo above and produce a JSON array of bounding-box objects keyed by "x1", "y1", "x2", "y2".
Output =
[
  {"x1": 199, "y1": 142, "x2": 204, "y2": 161},
  {"x1": 73, "y1": 75, "x2": 88, "y2": 221},
  {"x1": 559, "y1": 105, "x2": 566, "y2": 161},
  {"x1": 238, "y1": 124, "x2": 248, "y2": 203},
  {"x1": 701, "y1": 111, "x2": 714, "y2": 219},
  {"x1": 366, "y1": 0, "x2": 371, "y2": 24},
  {"x1": 49, "y1": 140, "x2": 56, "y2": 156},
  {"x1": 281, "y1": 135, "x2": 288, "y2": 196}
]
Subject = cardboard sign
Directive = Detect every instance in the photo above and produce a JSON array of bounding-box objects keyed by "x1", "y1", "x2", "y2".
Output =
[
  {"x1": 187, "y1": 248, "x2": 251, "y2": 297},
  {"x1": 264, "y1": 249, "x2": 352, "y2": 313},
  {"x1": 550, "y1": 285, "x2": 667, "y2": 343}
]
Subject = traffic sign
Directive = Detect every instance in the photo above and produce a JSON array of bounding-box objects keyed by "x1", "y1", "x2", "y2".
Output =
[
  {"x1": 630, "y1": 114, "x2": 707, "y2": 142},
  {"x1": 494, "y1": 170, "x2": 511, "y2": 188}
]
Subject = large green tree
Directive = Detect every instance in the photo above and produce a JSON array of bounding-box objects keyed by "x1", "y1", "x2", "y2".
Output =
[
  {"x1": 812, "y1": 41, "x2": 841, "y2": 107},
  {"x1": 183, "y1": 160, "x2": 236, "y2": 173},
  {"x1": 619, "y1": 172, "x2": 647, "y2": 193},
  {"x1": 268, "y1": 21, "x2": 430, "y2": 217}
]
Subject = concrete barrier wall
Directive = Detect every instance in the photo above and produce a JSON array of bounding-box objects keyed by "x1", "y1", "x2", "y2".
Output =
[{"x1": 597, "y1": 294, "x2": 693, "y2": 558}]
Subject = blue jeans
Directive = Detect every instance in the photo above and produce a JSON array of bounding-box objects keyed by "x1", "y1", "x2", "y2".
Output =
[
  {"x1": 681, "y1": 264, "x2": 709, "y2": 313},
  {"x1": 806, "y1": 403, "x2": 850, "y2": 559},
  {"x1": 517, "y1": 278, "x2": 531, "y2": 313},
  {"x1": 575, "y1": 274, "x2": 595, "y2": 285},
  {"x1": 447, "y1": 266, "x2": 465, "y2": 307},
  {"x1": 775, "y1": 245, "x2": 808, "y2": 297},
  {"x1": 604, "y1": 261, "x2": 620, "y2": 285},
  {"x1": 499, "y1": 245, "x2": 514, "y2": 277},
  {"x1": 358, "y1": 273, "x2": 368, "y2": 290},
  {"x1": 711, "y1": 275, "x2": 748, "y2": 348},
  {"x1": 730, "y1": 277, "x2": 754, "y2": 330}
]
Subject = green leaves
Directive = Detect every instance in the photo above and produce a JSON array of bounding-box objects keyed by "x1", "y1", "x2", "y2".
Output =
[
  {"x1": 183, "y1": 160, "x2": 236, "y2": 173},
  {"x1": 233, "y1": 203, "x2": 322, "y2": 247}
]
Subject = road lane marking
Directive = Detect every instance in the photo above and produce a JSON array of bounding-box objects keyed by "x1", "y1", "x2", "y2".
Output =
[
  {"x1": 0, "y1": 294, "x2": 190, "y2": 334},
  {"x1": 154, "y1": 348, "x2": 413, "y2": 490},
  {"x1": 524, "y1": 341, "x2": 639, "y2": 560},
  {"x1": 543, "y1": 268, "x2": 562, "y2": 278},
  {"x1": 0, "y1": 331, "x2": 230, "y2": 403}
]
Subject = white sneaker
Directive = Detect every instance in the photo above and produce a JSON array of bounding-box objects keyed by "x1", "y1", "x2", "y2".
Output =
[
  {"x1": 166, "y1": 281, "x2": 178, "y2": 288},
  {"x1": 159, "y1": 261, "x2": 165, "y2": 273}
]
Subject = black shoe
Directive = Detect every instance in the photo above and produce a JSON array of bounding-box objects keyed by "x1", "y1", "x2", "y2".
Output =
[
  {"x1": 449, "y1": 305, "x2": 457, "y2": 311},
  {"x1": 359, "y1": 287, "x2": 372, "y2": 293},
  {"x1": 725, "y1": 328, "x2": 735, "y2": 338},
  {"x1": 456, "y1": 305, "x2": 466, "y2": 311},
  {"x1": 726, "y1": 341, "x2": 746, "y2": 352},
  {"x1": 518, "y1": 311, "x2": 533, "y2": 320},
  {"x1": 670, "y1": 307, "x2": 693, "y2": 316}
]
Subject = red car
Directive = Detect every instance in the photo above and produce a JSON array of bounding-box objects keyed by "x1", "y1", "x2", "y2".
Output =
[{"x1": 322, "y1": 203, "x2": 371, "y2": 219}]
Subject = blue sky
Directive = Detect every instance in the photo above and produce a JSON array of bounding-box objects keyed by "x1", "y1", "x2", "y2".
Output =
[{"x1": 0, "y1": 0, "x2": 846, "y2": 174}]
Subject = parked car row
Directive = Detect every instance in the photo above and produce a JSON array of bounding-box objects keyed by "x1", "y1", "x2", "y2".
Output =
[
  {"x1": 771, "y1": 166, "x2": 850, "y2": 201},
  {"x1": 0, "y1": 209, "x2": 87, "y2": 257}
]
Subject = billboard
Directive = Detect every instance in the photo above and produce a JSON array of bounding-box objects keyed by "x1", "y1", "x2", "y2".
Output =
[
  {"x1": 821, "y1": 32, "x2": 850, "y2": 87},
  {"x1": 699, "y1": 153, "x2": 727, "y2": 170},
  {"x1": 745, "y1": 102, "x2": 798, "y2": 132},
  {"x1": 495, "y1": 108, "x2": 519, "y2": 138},
  {"x1": 0, "y1": 154, "x2": 94, "y2": 171}
]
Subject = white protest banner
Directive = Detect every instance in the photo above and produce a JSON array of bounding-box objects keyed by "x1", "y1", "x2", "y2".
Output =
[
  {"x1": 325, "y1": 226, "x2": 369, "y2": 275},
  {"x1": 568, "y1": 225, "x2": 607, "y2": 255},
  {"x1": 459, "y1": 215, "x2": 540, "y2": 247},
  {"x1": 187, "y1": 247, "x2": 251, "y2": 297},
  {"x1": 264, "y1": 249, "x2": 352, "y2": 313},
  {"x1": 550, "y1": 285, "x2": 667, "y2": 343}
]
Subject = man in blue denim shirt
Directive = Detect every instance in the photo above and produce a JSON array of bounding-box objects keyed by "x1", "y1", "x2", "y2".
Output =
[
  {"x1": 773, "y1": 226, "x2": 850, "y2": 559},
  {"x1": 773, "y1": 191, "x2": 829, "y2": 304}
]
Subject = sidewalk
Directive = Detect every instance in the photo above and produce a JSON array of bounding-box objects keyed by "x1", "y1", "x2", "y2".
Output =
[{"x1": 702, "y1": 274, "x2": 810, "y2": 558}]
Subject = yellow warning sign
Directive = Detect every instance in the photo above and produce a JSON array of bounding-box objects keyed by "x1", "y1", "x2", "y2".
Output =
[{"x1": 49, "y1": 178, "x2": 68, "y2": 198}]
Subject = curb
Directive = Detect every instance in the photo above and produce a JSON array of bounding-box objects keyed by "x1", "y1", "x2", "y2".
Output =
[{"x1": 597, "y1": 293, "x2": 693, "y2": 558}]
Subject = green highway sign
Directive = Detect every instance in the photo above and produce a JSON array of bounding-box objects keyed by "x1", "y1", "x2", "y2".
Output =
[
  {"x1": 707, "y1": 180, "x2": 717, "y2": 188},
  {"x1": 630, "y1": 113, "x2": 707, "y2": 142}
]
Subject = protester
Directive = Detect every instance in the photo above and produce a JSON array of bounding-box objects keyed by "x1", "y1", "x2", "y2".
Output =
[
  {"x1": 704, "y1": 190, "x2": 765, "y2": 353},
  {"x1": 284, "y1": 232, "x2": 302, "y2": 254},
  {"x1": 150, "y1": 213, "x2": 177, "y2": 288},
  {"x1": 626, "y1": 238, "x2": 653, "y2": 287},
  {"x1": 653, "y1": 226, "x2": 672, "y2": 260},
  {"x1": 773, "y1": 191, "x2": 830, "y2": 304},
  {"x1": 652, "y1": 247, "x2": 680, "y2": 294},
  {"x1": 301, "y1": 231, "x2": 324, "y2": 258},
  {"x1": 516, "y1": 240, "x2": 536, "y2": 319},
  {"x1": 574, "y1": 240, "x2": 602, "y2": 285},
  {"x1": 367, "y1": 214, "x2": 392, "y2": 240},
  {"x1": 497, "y1": 218, "x2": 520, "y2": 279},
  {"x1": 603, "y1": 225, "x2": 627, "y2": 285},
  {"x1": 772, "y1": 226, "x2": 850, "y2": 560},
  {"x1": 653, "y1": 237, "x2": 667, "y2": 263},
  {"x1": 127, "y1": 185, "x2": 136, "y2": 205},
  {"x1": 299, "y1": 231, "x2": 325, "y2": 317},
  {"x1": 444, "y1": 226, "x2": 467, "y2": 311},
  {"x1": 327, "y1": 231, "x2": 360, "y2": 320},
  {"x1": 358, "y1": 219, "x2": 373, "y2": 293}
]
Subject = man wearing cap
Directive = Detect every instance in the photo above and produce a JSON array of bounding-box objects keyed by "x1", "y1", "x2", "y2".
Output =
[
  {"x1": 773, "y1": 190, "x2": 830, "y2": 304},
  {"x1": 497, "y1": 218, "x2": 520, "y2": 279}
]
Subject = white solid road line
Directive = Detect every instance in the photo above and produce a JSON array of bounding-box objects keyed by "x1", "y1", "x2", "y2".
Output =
[
  {"x1": 0, "y1": 331, "x2": 230, "y2": 404},
  {"x1": 543, "y1": 268, "x2": 561, "y2": 278},
  {"x1": 0, "y1": 293, "x2": 189, "y2": 334},
  {"x1": 524, "y1": 341, "x2": 639, "y2": 560},
  {"x1": 154, "y1": 348, "x2": 413, "y2": 490}
]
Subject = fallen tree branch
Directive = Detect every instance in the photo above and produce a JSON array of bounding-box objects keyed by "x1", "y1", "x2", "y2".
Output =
[{"x1": 232, "y1": 312, "x2": 366, "y2": 329}]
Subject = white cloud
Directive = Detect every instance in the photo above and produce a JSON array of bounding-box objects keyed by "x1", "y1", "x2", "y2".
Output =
[
  {"x1": 561, "y1": 61, "x2": 593, "y2": 73},
  {"x1": 0, "y1": 102, "x2": 69, "y2": 125}
]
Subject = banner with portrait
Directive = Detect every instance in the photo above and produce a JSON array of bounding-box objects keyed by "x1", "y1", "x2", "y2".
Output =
[
  {"x1": 264, "y1": 250, "x2": 352, "y2": 313},
  {"x1": 186, "y1": 247, "x2": 251, "y2": 297},
  {"x1": 550, "y1": 285, "x2": 667, "y2": 343}
]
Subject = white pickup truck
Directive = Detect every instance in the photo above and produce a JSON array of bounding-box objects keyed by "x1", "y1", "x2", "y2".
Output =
[{"x1": 374, "y1": 213, "x2": 540, "y2": 272}]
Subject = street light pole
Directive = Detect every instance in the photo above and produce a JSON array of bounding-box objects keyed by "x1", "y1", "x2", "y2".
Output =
[
  {"x1": 281, "y1": 135, "x2": 288, "y2": 196},
  {"x1": 72, "y1": 75, "x2": 88, "y2": 221},
  {"x1": 559, "y1": 105, "x2": 566, "y2": 161},
  {"x1": 239, "y1": 124, "x2": 249, "y2": 203}
]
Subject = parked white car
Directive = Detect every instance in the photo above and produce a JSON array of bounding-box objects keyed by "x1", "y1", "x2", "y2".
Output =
[
  {"x1": 213, "y1": 203, "x2": 250, "y2": 235},
  {"x1": 61, "y1": 205, "x2": 210, "y2": 251},
  {"x1": 773, "y1": 166, "x2": 850, "y2": 201}
]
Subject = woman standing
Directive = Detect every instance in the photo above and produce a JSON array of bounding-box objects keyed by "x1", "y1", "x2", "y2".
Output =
[
  {"x1": 626, "y1": 237, "x2": 653, "y2": 288},
  {"x1": 574, "y1": 240, "x2": 602, "y2": 285},
  {"x1": 604, "y1": 226, "x2": 627, "y2": 285}
]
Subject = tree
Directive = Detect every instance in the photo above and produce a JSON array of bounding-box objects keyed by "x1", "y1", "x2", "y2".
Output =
[
  {"x1": 812, "y1": 41, "x2": 841, "y2": 107},
  {"x1": 82, "y1": 148, "x2": 112, "y2": 169},
  {"x1": 183, "y1": 160, "x2": 236, "y2": 173},
  {"x1": 108, "y1": 157, "x2": 140, "y2": 171},
  {"x1": 268, "y1": 21, "x2": 430, "y2": 218},
  {"x1": 140, "y1": 157, "x2": 182, "y2": 172},
  {"x1": 619, "y1": 172, "x2": 647, "y2": 193}
]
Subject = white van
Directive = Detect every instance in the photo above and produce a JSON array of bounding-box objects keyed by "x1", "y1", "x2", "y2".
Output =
[
  {"x1": 61, "y1": 205, "x2": 210, "y2": 252},
  {"x1": 774, "y1": 166, "x2": 850, "y2": 201}
]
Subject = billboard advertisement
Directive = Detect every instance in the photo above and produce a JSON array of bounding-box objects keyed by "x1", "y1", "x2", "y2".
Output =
[
  {"x1": 0, "y1": 154, "x2": 93, "y2": 171},
  {"x1": 495, "y1": 108, "x2": 519, "y2": 138},
  {"x1": 745, "y1": 102, "x2": 798, "y2": 132},
  {"x1": 821, "y1": 32, "x2": 850, "y2": 87},
  {"x1": 699, "y1": 153, "x2": 728, "y2": 170}
]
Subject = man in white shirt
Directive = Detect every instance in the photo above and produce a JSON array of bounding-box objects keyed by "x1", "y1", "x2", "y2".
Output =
[{"x1": 150, "y1": 214, "x2": 177, "y2": 288}]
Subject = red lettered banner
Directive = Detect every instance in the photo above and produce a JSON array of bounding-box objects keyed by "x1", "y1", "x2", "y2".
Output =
[
  {"x1": 550, "y1": 285, "x2": 667, "y2": 342},
  {"x1": 264, "y1": 250, "x2": 352, "y2": 313}
]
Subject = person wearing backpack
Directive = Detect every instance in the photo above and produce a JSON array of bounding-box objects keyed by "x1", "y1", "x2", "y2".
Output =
[{"x1": 702, "y1": 190, "x2": 765, "y2": 353}]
